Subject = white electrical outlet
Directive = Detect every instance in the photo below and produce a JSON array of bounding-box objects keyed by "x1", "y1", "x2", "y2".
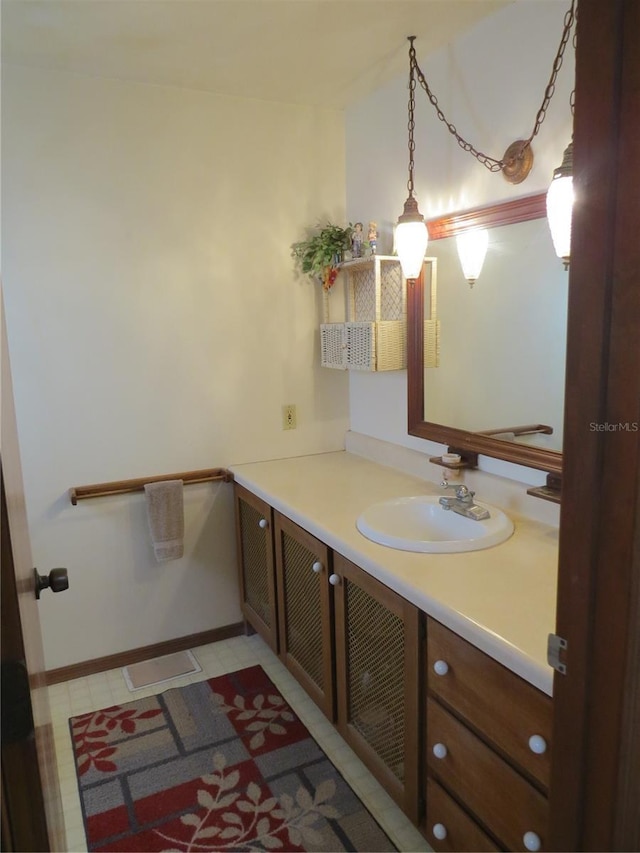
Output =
[{"x1": 282, "y1": 404, "x2": 297, "y2": 430}]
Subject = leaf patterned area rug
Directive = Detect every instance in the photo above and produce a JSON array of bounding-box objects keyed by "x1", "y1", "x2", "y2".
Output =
[{"x1": 70, "y1": 664, "x2": 397, "y2": 852}]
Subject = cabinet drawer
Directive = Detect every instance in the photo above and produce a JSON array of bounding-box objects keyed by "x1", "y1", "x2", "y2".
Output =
[
  {"x1": 427, "y1": 697, "x2": 548, "y2": 852},
  {"x1": 425, "y1": 777, "x2": 499, "y2": 852},
  {"x1": 427, "y1": 617, "x2": 552, "y2": 788}
]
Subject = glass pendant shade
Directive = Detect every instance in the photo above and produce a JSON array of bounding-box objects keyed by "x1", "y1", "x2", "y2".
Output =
[
  {"x1": 396, "y1": 196, "x2": 429, "y2": 279},
  {"x1": 546, "y1": 141, "x2": 574, "y2": 268},
  {"x1": 456, "y1": 228, "x2": 489, "y2": 287}
]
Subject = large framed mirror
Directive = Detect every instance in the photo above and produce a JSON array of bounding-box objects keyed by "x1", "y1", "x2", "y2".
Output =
[{"x1": 407, "y1": 192, "x2": 565, "y2": 476}]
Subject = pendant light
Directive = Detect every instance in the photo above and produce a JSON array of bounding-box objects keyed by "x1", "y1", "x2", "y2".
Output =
[
  {"x1": 395, "y1": 37, "x2": 428, "y2": 280},
  {"x1": 546, "y1": 141, "x2": 574, "y2": 270},
  {"x1": 400, "y1": 2, "x2": 576, "y2": 278}
]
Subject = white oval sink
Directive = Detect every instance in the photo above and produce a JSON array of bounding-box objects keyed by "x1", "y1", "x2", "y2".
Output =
[{"x1": 356, "y1": 495, "x2": 514, "y2": 553}]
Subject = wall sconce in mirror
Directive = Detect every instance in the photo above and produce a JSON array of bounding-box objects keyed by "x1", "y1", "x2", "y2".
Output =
[{"x1": 456, "y1": 228, "x2": 489, "y2": 287}]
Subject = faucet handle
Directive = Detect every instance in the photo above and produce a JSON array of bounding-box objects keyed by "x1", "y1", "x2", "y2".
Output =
[{"x1": 455, "y1": 485, "x2": 475, "y2": 500}]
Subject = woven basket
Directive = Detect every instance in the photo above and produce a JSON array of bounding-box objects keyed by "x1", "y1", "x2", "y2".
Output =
[
  {"x1": 424, "y1": 256, "x2": 440, "y2": 368},
  {"x1": 375, "y1": 321, "x2": 407, "y2": 371},
  {"x1": 320, "y1": 321, "x2": 407, "y2": 372},
  {"x1": 320, "y1": 256, "x2": 439, "y2": 372},
  {"x1": 320, "y1": 323, "x2": 347, "y2": 370},
  {"x1": 344, "y1": 323, "x2": 376, "y2": 371},
  {"x1": 424, "y1": 319, "x2": 441, "y2": 368}
]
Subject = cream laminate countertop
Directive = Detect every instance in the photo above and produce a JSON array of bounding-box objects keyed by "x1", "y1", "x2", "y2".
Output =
[{"x1": 230, "y1": 451, "x2": 559, "y2": 695}]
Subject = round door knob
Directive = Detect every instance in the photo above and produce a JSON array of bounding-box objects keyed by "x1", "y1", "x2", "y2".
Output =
[
  {"x1": 34, "y1": 568, "x2": 69, "y2": 600},
  {"x1": 523, "y1": 831, "x2": 542, "y2": 851},
  {"x1": 329, "y1": 574, "x2": 341, "y2": 586},
  {"x1": 311, "y1": 561, "x2": 323, "y2": 573},
  {"x1": 528, "y1": 734, "x2": 548, "y2": 754},
  {"x1": 433, "y1": 659, "x2": 449, "y2": 676},
  {"x1": 432, "y1": 823, "x2": 447, "y2": 841},
  {"x1": 258, "y1": 518, "x2": 268, "y2": 529},
  {"x1": 432, "y1": 742, "x2": 448, "y2": 759}
]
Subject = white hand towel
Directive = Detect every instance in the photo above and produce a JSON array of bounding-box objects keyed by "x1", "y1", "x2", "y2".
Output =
[{"x1": 144, "y1": 480, "x2": 184, "y2": 563}]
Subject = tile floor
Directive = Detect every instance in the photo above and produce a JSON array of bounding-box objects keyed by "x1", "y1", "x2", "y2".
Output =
[{"x1": 49, "y1": 633, "x2": 431, "y2": 853}]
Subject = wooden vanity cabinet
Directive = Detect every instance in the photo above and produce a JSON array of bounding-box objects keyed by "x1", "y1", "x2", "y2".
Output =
[
  {"x1": 273, "y1": 511, "x2": 335, "y2": 720},
  {"x1": 424, "y1": 617, "x2": 552, "y2": 852},
  {"x1": 234, "y1": 485, "x2": 554, "y2": 846},
  {"x1": 332, "y1": 552, "x2": 421, "y2": 822},
  {"x1": 234, "y1": 484, "x2": 278, "y2": 652}
]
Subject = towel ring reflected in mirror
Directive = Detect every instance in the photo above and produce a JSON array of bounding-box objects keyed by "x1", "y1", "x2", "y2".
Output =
[{"x1": 406, "y1": 192, "x2": 563, "y2": 478}]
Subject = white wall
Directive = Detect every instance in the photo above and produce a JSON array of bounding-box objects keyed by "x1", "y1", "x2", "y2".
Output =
[
  {"x1": 346, "y1": 0, "x2": 574, "y2": 470},
  {"x1": 2, "y1": 65, "x2": 349, "y2": 669}
]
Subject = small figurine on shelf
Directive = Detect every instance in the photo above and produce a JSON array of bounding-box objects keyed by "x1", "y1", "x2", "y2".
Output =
[
  {"x1": 368, "y1": 221, "x2": 378, "y2": 254},
  {"x1": 352, "y1": 222, "x2": 364, "y2": 258}
]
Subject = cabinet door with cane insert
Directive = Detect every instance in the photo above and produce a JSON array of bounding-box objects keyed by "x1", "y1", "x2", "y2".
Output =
[
  {"x1": 274, "y1": 511, "x2": 334, "y2": 720},
  {"x1": 234, "y1": 484, "x2": 278, "y2": 652},
  {"x1": 333, "y1": 552, "x2": 421, "y2": 823}
]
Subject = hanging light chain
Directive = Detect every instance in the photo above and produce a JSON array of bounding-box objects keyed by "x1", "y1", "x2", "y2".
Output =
[
  {"x1": 410, "y1": 0, "x2": 576, "y2": 173},
  {"x1": 410, "y1": 38, "x2": 503, "y2": 172},
  {"x1": 569, "y1": 5, "x2": 578, "y2": 117},
  {"x1": 524, "y1": 0, "x2": 577, "y2": 146},
  {"x1": 407, "y1": 37, "x2": 417, "y2": 196}
]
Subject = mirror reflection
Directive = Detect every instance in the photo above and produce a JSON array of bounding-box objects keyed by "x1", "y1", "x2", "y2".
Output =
[{"x1": 424, "y1": 217, "x2": 568, "y2": 453}]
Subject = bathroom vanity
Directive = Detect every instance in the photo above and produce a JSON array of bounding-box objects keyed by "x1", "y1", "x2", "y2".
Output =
[{"x1": 231, "y1": 450, "x2": 557, "y2": 851}]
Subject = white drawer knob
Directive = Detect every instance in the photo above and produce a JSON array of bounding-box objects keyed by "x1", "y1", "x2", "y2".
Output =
[
  {"x1": 432, "y1": 823, "x2": 447, "y2": 841},
  {"x1": 258, "y1": 518, "x2": 268, "y2": 529},
  {"x1": 433, "y1": 659, "x2": 449, "y2": 676},
  {"x1": 523, "y1": 831, "x2": 542, "y2": 851},
  {"x1": 311, "y1": 561, "x2": 323, "y2": 573},
  {"x1": 528, "y1": 734, "x2": 547, "y2": 754},
  {"x1": 432, "y1": 742, "x2": 448, "y2": 759},
  {"x1": 329, "y1": 573, "x2": 341, "y2": 586}
]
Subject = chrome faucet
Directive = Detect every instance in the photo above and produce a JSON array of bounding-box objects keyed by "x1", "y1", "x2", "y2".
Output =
[{"x1": 439, "y1": 484, "x2": 490, "y2": 521}]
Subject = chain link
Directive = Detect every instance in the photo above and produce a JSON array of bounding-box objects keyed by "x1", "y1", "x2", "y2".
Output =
[
  {"x1": 524, "y1": 0, "x2": 576, "y2": 145},
  {"x1": 407, "y1": 37, "x2": 417, "y2": 195},
  {"x1": 570, "y1": 4, "x2": 578, "y2": 116},
  {"x1": 410, "y1": 0, "x2": 576, "y2": 172}
]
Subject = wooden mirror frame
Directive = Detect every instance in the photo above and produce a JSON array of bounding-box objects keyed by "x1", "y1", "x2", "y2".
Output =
[{"x1": 407, "y1": 191, "x2": 563, "y2": 475}]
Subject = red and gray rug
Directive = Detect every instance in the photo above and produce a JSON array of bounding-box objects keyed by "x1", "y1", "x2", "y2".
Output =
[{"x1": 70, "y1": 664, "x2": 396, "y2": 851}]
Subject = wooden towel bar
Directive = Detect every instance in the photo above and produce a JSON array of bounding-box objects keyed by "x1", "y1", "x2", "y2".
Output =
[{"x1": 69, "y1": 467, "x2": 233, "y2": 505}]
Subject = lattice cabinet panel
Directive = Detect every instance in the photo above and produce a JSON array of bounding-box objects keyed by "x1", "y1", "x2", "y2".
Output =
[
  {"x1": 345, "y1": 582, "x2": 406, "y2": 779},
  {"x1": 234, "y1": 484, "x2": 278, "y2": 652},
  {"x1": 274, "y1": 511, "x2": 334, "y2": 720},
  {"x1": 333, "y1": 552, "x2": 421, "y2": 822},
  {"x1": 281, "y1": 534, "x2": 324, "y2": 686},
  {"x1": 345, "y1": 257, "x2": 406, "y2": 323}
]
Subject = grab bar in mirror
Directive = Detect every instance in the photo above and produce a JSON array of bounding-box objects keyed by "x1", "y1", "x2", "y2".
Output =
[{"x1": 477, "y1": 424, "x2": 553, "y2": 438}]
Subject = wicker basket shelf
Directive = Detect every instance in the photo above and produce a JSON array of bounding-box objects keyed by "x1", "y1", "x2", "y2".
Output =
[{"x1": 320, "y1": 255, "x2": 439, "y2": 372}]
